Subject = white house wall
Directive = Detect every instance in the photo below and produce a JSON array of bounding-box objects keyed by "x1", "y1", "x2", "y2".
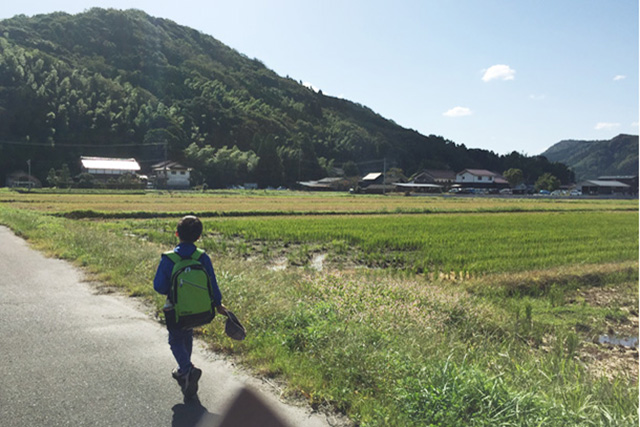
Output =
[
  {"x1": 166, "y1": 171, "x2": 190, "y2": 188},
  {"x1": 456, "y1": 172, "x2": 494, "y2": 183}
]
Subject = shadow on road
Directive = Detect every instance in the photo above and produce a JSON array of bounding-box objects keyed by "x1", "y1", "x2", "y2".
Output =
[
  {"x1": 171, "y1": 388, "x2": 291, "y2": 427},
  {"x1": 171, "y1": 398, "x2": 219, "y2": 427}
]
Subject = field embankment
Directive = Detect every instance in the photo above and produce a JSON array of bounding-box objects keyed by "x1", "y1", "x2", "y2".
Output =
[{"x1": 1, "y1": 189, "x2": 637, "y2": 426}]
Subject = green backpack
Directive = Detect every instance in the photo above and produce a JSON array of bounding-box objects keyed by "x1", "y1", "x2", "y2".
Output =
[{"x1": 164, "y1": 249, "x2": 216, "y2": 329}]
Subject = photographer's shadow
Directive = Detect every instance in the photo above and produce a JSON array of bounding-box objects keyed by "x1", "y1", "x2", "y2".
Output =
[{"x1": 171, "y1": 397, "x2": 219, "y2": 427}]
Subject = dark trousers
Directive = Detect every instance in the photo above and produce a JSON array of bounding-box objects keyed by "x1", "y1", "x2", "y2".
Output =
[{"x1": 168, "y1": 327, "x2": 193, "y2": 374}]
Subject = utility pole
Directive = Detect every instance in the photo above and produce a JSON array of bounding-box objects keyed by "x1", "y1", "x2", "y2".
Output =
[
  {"x1": 26, "y1": 159, "x2": 31, "y2": 191},
  {"x1": 163, "y1": 141, "x2": 168, "y2": 190},
  {"x1": 298, "y1": 145, "x2": 301, "y2": 182},
  {"x1": 383, "y1": 157, "x2": 387, "y2": 195}
]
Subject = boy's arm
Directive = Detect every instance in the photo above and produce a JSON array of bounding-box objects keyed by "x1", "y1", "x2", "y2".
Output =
[
  {"x1": 153, "y1": 255, "x2": 173, "y2": 295},
  {"x1": 199, "y1": 253, "x2": 223, "y2": 307}
]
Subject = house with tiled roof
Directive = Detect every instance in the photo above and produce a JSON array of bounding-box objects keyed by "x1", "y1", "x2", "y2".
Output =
[
  {"x1": 413, "y1": 169, "x2": 456, "y2": 185},
  {"x1": 151, "y1": 161, "x2": 191, "y2": 189},
  {"x1": 454, "y1": 169, "x2": 509, "y2": 191}
]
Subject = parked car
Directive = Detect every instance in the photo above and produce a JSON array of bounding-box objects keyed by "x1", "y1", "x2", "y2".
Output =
[
  {"x1": 539, "y1": 189, "x2": 551, "y2": 195},
  {"x1": 449, "y1": 187, "x2": 472, "y2": 194},
  {"x1": 570, "y1": 190, "x2": 582, "y2": 196},
  {"x1": 499, "y1": 188, "x2": 513, "y2": 195}
]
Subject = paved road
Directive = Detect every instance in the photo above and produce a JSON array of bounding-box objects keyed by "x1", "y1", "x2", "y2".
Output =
[{"x1": 0, "y1": 226, "x2": 340, "y2": 427}]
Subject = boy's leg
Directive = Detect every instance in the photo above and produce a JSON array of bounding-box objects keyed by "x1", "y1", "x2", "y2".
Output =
[
  {"x1": 168, "y1": 328, "x2": 193, "y2": 374},
  {"x1": 168, "y1": 328, "x2": 201, "y2": 398},
  {"x1": 185, "y1": 328, "x2": 193, "y2": 361}
]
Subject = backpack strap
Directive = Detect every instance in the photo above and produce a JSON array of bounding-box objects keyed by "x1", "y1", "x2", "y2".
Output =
[
  {"x1": 190, "y1": 248, "x2": 205, "y2": 261},
  {"x1": 163, "y1": 248, "x2": 205, "y2": 264},
  {"x1": 163, "y1": 251, "x2": 182, "y2": 264}
]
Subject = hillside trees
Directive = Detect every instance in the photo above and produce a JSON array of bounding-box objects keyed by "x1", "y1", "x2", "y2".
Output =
[
  {"x1": 184, "y1": 143, "x2": 257, "y2": 188},
  {"x1": 0, "y1": 9, "x2": 578, "y2": 187},
  {"x1": 254, "y1": 136, "x2": 284, "y2": 188},
  {"x1": 541, "y1": 134, "x2": 638, "y2": 181}
]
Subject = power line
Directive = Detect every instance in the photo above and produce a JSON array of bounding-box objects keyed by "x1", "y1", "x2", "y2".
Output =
[
  {"x1": 355, "y1": 158, "x2": 386, "y2": 167},
  {"x1": 0, "y1": 139, "x2": 166, "y2": 148}
]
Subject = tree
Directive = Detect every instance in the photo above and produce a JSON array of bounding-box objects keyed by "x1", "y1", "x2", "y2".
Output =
[
  {"x1": 298, "y1": 138, "x2": 325, "y2": 181},
  {"x1": 535, "y1": 173, "x2": 560, "y2": 192},
  {"x1": 184, "y1": 143, "x2": 258, "y2": 188},
  {"x1": 343, "y1": 161, "x2": 360, "y2": 177},
  {"x1": 503, "y1": 168, "x2": 524, "y2": 187},
  {"x1": 76, "y1": 172, "x2": 97, "y2": 188},
  {"x1": 46, "y1": 168, "x2": 58, "y2": 187},
  {"x1": 254, "y1": 136, "x2": 284, "y2": 188},
  {"x1": 46, "y1": 164, "x2": 72, "y2": 187}
]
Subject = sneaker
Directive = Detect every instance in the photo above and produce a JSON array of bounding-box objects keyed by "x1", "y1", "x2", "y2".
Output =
[
  {"x1": 172, "y1": 367, "x2": 186, "y2": 387},
  {"x1": 182, "y1": 366, "x2": 202, "y2": 399}
]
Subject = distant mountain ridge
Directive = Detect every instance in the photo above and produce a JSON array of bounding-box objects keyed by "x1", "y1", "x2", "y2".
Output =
[{"x1": 541, "y1": 134, "x2": 638, "y2": 182}]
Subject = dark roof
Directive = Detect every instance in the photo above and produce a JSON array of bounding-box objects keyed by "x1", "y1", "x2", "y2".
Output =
[
  {"x1": 597, "y1": 175, "x2": 638, "y2": 180},
  {"x1": 579, "y1": 180, "x2": 630, "y2": 188},
  {"x1": 422, "y1": 169, "x2": 456, "y2": 179},
  {"x1": 297, "y1": 177, "x2": 347, "y2": 189},
  {"x1": 458, "y1": 169, "x2": 499, "y2": 177},
  {"x1": 152, "y1": 161, "x2": 188, "y2": 170},
  {"x1": 317, "y1": 177, "x2": 344, "y2": 183},
  {"x1": 396, "y1": 183, "x2": 443, "y2": 188},
  {"x1": 297, "y1": 181, "x2": 332, "y2": 189}
]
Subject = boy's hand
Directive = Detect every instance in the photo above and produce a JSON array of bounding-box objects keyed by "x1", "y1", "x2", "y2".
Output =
[{"x1": 216, "y1": 304, "x2": 228, "y2": 316}]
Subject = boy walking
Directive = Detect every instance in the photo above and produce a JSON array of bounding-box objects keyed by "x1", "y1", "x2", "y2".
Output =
[{"x1": 153, "y1": 215, "x2": 226, "y2": 398}]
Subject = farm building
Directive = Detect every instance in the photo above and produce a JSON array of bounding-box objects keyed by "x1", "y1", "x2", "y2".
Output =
[
  {"x1": 578, "y1": 180, "x2": 631, "y2": 195},
  {"x1": 358, "y1": 171, "x2": 406, "y2": 194},
  {"x1": 5, "y1": 171, "x2": 42, "y2": 188},
  {"x1": 395, "y1": 182, "x2": 443, "y2": 193},
  {"x1": 80, "y1": 157, "x2": 141, "y2": 180},
  {"x1": 597, "y1": 175, "x2": 638, "y2": 195},
  {"x1": 297, "y1": 177, "x2": 351, "y2": 191},
  {"x1": 151, "y1": 161, "x2": 191, "y2": 189},
  {"x1": 395, "y1": 169, "x2": 455, "y2": 193}
]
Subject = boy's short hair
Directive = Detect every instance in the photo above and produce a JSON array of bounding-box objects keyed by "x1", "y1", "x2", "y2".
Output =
[{"x1": 177, "y1": 215, "x2": 203, "y2": 243}]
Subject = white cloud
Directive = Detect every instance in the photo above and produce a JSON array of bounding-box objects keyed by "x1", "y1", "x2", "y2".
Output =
[
  {"x1": 632, "y1": 121, "x2": 639, "y2": 127},
  {"x1": 529, "y1": 94, "x2": 546, "y2": 100},
  {"x1": 613, "y1": 75, "x2": 626, "y2": 81},
  {"x1": 594, "y1": 122, "x2": 621, "y2": 130},
  {"x1": 443, "y1": 106, "x2": 473, "y2": 117},
  {"x1": 482, "y1": 64, "x2": 516, "y2": 82}
]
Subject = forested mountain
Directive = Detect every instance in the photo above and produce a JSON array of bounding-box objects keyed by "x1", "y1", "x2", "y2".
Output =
[
  {"x1": 541, "y1": 134, "x2": 638, "y2": 182},
  {"x1": 0, "y1": 8, "x2": 573, "y2": 188}
]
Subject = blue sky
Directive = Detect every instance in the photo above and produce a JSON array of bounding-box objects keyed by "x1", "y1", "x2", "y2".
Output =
[{"x1": 1, "y1": 1, "x2": 638, "y2": 155}]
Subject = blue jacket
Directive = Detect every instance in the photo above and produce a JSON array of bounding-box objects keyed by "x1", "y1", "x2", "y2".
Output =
[{"x1": 153, "y1": 242, "x2": 222, "y2": 306}]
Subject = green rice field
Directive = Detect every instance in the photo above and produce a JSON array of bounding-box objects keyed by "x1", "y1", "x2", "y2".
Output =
[{"x1": 112, "y1": 211, "x2": 638, "y2": 275}]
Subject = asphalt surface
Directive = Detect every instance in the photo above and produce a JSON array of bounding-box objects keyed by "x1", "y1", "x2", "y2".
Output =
[{"x1": 0, "y1": 226, "x2": 340, "y2": 427}]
